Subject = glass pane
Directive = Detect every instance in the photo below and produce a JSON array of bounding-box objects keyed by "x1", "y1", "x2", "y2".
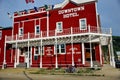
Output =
[
  {"x1": 57, "y1": 49, "x2": 59, "y2": 53},
  {"x1": 61, "y1": 49, "x2": 65, "y2": 53},
  {"x1": 61, "y1": 44, "x2": 65, "y2": 48},
  {"x1": 34, "y1": 56, "x2": 38, "y2": 60},
  {"x1": 81, "y1": 19, "x2": 86, "y2": 29}
]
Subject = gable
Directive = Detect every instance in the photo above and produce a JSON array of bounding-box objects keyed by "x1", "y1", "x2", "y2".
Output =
[
  {"x1": 54, "y1": 0, "x2": 97, "y2": 9},
  {"x1": 62, "y1": 1, "x2": 78, "y2": 9}
]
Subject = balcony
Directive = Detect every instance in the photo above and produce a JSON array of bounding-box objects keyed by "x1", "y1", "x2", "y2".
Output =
[{"x1": 6, "y1": 26, "x2": 112, "y2": 43}]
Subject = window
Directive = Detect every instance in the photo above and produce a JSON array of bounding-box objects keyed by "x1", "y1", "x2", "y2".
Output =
[
  {"x1": 0, "y1": 31, "x2": 2, "y2": 39},
  {"x1": 19, "y1": 27, "x2": 23, "y2": 36},
  {"x1": 35, "y1": 25, "x2": 40, "y2": 34},
  {"x1": 56, "y1": 22, "x2": 63, "y2": 32},
  {"x1": 34, "y1": 46, "x2": 44, "y2": 60},
  {"x1": 79, "y1": 18, "x2": 87, "y2": 30},
  {"x1": 57, "y1": 44, "x2": 65, "y2": 54},
  {"x1": 34, "y1": 46, "x2": 44, "y2": 56}
]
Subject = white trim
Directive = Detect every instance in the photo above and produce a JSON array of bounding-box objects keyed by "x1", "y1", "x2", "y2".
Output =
[
  {"x1": 56, "y1": 21, "x2": 63, "y2": 33},
  {"x1": 54, "y1": 0, "x2": 96, "y2": 9},
  {"x1": 14, "y1": 11, "x2": 46, "y2": 18},
  {"x1": 79, "y1": 18, "x2": 87, "y2": 30},
  {"x1": 95, "y1": 2, "x2": 99, "y2": 28}
]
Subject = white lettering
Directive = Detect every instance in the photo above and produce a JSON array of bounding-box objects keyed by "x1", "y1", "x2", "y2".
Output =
[
  {"x1": 63, "y1": 13, "x2": 79, "y2": 18},
  {"x1": 58, "y1": 6, "x2": 85, "y2": 15}
]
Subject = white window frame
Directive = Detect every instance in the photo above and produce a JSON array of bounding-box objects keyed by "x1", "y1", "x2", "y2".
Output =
[
  {"x1": 79, "y1": 18, "x2": 87, "y2": 30},
  {"x1": 57, "y1": 44, "x2": 66, "y2": 54},
  {"x1": 35, "y1": 25, "x2": 40, "y2": 35},
  {"x1": 56, "y1": 22, "x2": 63, "y2": 33},
  {"x1": 0, "y1": 31, "x2": 2, "y2": 40},
  {"x1": 34, "y1": 46, "x2": 44, "y2": 56},
  {"x1": 19, "y1": 27, "x2": 24, "y2": 36}
]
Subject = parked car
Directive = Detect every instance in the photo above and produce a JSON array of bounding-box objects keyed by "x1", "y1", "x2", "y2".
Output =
[{"x1": 115, "y1": 60, "x2": 120, "y2": 68}]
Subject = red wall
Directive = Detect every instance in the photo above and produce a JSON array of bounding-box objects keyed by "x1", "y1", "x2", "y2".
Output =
[
  {"x1": 13, "y1": 2, "x2": 97, "y2": 35},
  {"x1": 0, "y1": 28, "x2": 12, "y2": 67}
]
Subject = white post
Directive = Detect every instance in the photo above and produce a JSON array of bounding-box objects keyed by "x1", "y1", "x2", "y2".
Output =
[
  {"x1": 89, "y1": 35, "x2": 93, "y2": 68},
  {"x1": 110, "y1": 36, "x2": 115, "y2": 67},
  {"x1": 2, "y1": 35, "x2": 7, "y2": 69},
  {"x1": 82, "y1": 43, "x2": 85, "y2": 65},
  {"x1": 71, "y1": 27, "x2": 74, "y2": 66},
  {"x1": 14, "y1": 34, "x2": 18, "y2": 68},
  {"x1": 16, "y1": 48, "x2": 20, "y2": 65},
  {"x1": 47, "y1": 11, "x2": 49, "y2": 37},
  {"x1": 30, "y1": 47, "x2": 32, "y2": 65},
  {"x1": 27, "y1": 32, "x2": 30, "y2": 68},
  {"x1": 99, "y1": 44, "x2": 103, "y2": 65},
  {"x1": 40, "y1": 31, "x2": 42, "y2": 68},
  {"x1": 55, "y1": 29, "x2": 58, "y2": 68}
]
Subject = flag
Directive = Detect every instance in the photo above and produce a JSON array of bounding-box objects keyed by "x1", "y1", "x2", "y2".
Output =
[
  {"x1": 44, "y1": 5, "x2": 48, "y2": 10},
  {"x1": 25, "y1": 0, "x2": 34, "y2": 4},
  {"x1": 7, "y1": 12, "x2": 12, "y2": 19},
  {"x1": 24, "y1": 9, "x2": 28, "y2": 13},
  {"x1": 34, "y1": 7, "x2": 38, "y2": 12},
  {"x1": 44, "y1": 5, "x2": 54, "y2": 11}
]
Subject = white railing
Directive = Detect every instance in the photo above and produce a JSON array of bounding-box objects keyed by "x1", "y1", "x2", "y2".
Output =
[{"x1": 6, "y1": 26, "x2": 111, "y2": 42}]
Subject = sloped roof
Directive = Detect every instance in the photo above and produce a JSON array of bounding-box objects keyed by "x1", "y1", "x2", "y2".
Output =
[{"x1": 54, "y1": 0, "x2": 97, "y2": 9}]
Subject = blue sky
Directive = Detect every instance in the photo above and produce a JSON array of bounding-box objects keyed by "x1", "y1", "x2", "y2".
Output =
[{"x1": 0, "y1": 0, "x2": 120, "y2": 36}]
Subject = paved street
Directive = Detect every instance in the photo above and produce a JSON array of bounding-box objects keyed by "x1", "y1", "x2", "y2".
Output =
[{"x1": 0, "y1": 64, "x2": 120, "y2": 80}]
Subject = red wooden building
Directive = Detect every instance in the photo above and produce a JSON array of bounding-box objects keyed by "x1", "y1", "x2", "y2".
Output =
[{"x1": 1, "y1": 0, "x2": 115, "y2": 69}]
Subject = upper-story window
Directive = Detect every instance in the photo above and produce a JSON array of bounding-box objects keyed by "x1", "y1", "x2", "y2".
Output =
[
  {"x1": 79, "y1": 18, "x2": 87, "y2": 30},
  {"x1": 56, "y1": 22, "x2": 63, "y2": 33},
  {"x1": 57, "y1": 44, "x2": 65, "y2": 54},
  {"x1": 19, "y1": 27, "x2": 24, "y2": 36},
  {"x1": 0, "y1": 31, "x2": 2, "y2": 40},
  {"x1": 35, "y1": 25, "x2": 40, "y2": 35}
]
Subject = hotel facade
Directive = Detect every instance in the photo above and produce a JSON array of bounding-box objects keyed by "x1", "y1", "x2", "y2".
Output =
[{"x1": 0, "y1": 0, "x2": 115, "y2": 69}]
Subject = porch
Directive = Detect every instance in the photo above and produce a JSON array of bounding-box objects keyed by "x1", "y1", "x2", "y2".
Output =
[{"x1": 3, "y1": 26, "x2": 115, "y2": 69}]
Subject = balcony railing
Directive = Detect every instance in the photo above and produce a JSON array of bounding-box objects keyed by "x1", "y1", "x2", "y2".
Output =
[{"x1": 6, "y1": 26, "x2": 111, "y2": 42}]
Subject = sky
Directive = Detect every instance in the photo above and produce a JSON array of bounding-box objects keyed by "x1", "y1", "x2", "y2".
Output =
[{"x1": 0, "y1": 0, "x2": 120, "y2": 36}]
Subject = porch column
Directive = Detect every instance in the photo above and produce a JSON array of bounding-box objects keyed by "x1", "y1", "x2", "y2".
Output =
[
  {"x1": 47, "y1": 11, "x2": 49, "y2": 37},
  {"x1": 71, "y1": 27, "x2": 74, "y2": 66},
  {"x1": 27, "y1": 32, "x2": 30, "y2": 68},
  {"x1": 55, "y1": 29, "x2": 58, "y2": 68},
  {"x1": 16, "y1": 48, "x2": 20, "y2": 65},
  {"x1": 40, "y1": 31, "x2": 42, "y2": 68},
  {"x1": 14, "y1": 34, "x2": 18, "y2": 68},
  {"x1": 99, "y1": 44, "x2": 102, "y2": 65},
  {"x1": 2, "y1": 35, "x2": 7, "y2": 69},
  {"x1": 89, "y1": 35, "x2": 93, "y2": 68},
  {"x1": 82, "y1": 43, "x2": 85, "y2": 65},
  {"x1": 30, "y1": 47, "x2": 32, "y2": 65},
  {"x1": 109, "y1": 36, "x2": 115, "y2": 67}
]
